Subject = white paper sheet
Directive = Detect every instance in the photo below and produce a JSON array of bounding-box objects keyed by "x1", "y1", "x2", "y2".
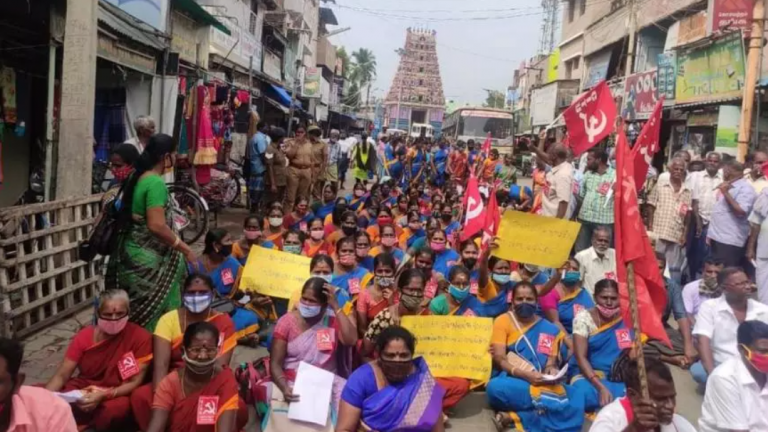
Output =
[
  {"x1": 287, "y1": 361, "x2": 334, "y2": 426},
  {"x1": 55, "y1": 390, "x2": 84, "y2": 403},
  {"x1": 541, "y1": 363, "x2": 568, "y2": 383}
]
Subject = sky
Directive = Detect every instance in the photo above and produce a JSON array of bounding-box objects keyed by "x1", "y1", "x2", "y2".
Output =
[{"x1": 327, "y1": 0, "x2": 549, "y2": 106}]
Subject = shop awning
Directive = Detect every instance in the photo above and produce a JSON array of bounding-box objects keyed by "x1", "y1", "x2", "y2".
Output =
[
  {"x1": 265, "y1": 97, "x2": 290, "y2": 114},
  {"x1": 98, "y1": 1, "x2": 166, "y2": 51},
  {"x1": 267, "y1": 83, "x2": 303, "y2": 109},
  {"x1": 172, "y1": 0, "x2": 231, "y2": 35},
  {"x1": 673, "y1": 96, "x2": 741, "y2": 109}
]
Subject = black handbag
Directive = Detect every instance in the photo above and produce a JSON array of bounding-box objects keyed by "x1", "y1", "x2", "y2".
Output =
[{"x1": 78, "y1": 186, "x2": 125, "y2": 262}]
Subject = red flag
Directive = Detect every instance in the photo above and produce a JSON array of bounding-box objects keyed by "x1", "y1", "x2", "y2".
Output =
[
  {"x1": 481, "y1": 187, "x2": 500, "y2": 251},
  {"x1": 614, "y1": 128, "x2": 670, "y2": 347},
  {"x1": 563, "y1": 80, "x2": 617, "y2": 156},
  {"x1": 461, "y1": 171, "x2": 486, "y2": 242},
  {"x1": 630, "y1": 97, "x2": 664, "y2": 191},
  {"x1": 481, "y1": 132, "x2": 492, "y2": 154}
]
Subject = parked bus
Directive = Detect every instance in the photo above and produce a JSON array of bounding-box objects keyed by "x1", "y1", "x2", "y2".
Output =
[
  {"x1": 442, "y1": 107, "x2": 514, "y2": 153},
  {"x1": 410, "y1": 123, "x2": 434, "y2": 139}
]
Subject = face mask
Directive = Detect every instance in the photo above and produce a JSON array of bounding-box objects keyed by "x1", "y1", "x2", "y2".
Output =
[
  {"x1": 354, "y1": 189, "x2": 365, "y2": 198},
  {"x1": 311, "y1": 273, "x2": 333, "y2": 283},
  {"x1": 463, "y1": 258, "x2": 478, "y2": 270},
  {"x1": 449, "y1": 284, "x2": 470, "y2": 302},
  {"x1": 378, "y1": 216, "x2": 393, "y2": 226},
  {"x1": 441, "y1": 214, "x2": 452, "y2": 222},
  {"x1": 244, "y1": 230, "x2": 261, "y2": 241},
  {"x1": 376, "y1": 276, "x2": 395, "y2": 288},
  {"x1": 339, "y1": 254, "x2": 357, "y2": 267},
  {"x1": 284, "y1": 244, "x2": 302, "y2": 254},
  {"x1": 111, "y1": 166, "x2": 133, "y2": 182},
  {"x1": 217, "y1": 244, "x2": 233, "y2": 257},
  {"x1": 400, "y1": 293, "x2": 423, "y2": 311},
  {"x1": 184, "y1": 293, "x2": 213, "y2": 313},
  {"x1": 97, "y1": 316, "x2": 129, "y2": 335},
  {"x1": 381, "y1": 237, "x2": 397, "y2": 247},
  {"x1": 379, "y1": 358, "x2": 412, "y2": 383},
  {"x1": 514, "y1": 302, "x2": 537, "y2": 319},
  {"x1": 492, "y1": 273, "x2": 511, "y2": 285},
  {"x1": 562, "y1": 271, "x2": 581, "y2": 286},
  {"x1": 742, "y1": 344, "x2": 768, "y2": 373},
  {"x1": 182, "y1": 352, "x2": 217, "y2": 375},
  {"x1": 342, "y1": 226, "x2": 357, "y2": 236},
  {"x1": 310, "y1": 229, "x2": 325, "y2": 241},
  {"x1": 298, "y1": 301, "x2": 322, "y2": 318},
  {"x1": 700, "y1": 277, "x2": 721, "y2": 297},
  {"x1": 269, "y1": 217, "x2": 283, "y2": 227},
  {"x1": 596, "y1": 304, "x2": 621, "y2": 319},
  {"x1": 430, "y1": 241, "x2": 446, "y2": 252}
]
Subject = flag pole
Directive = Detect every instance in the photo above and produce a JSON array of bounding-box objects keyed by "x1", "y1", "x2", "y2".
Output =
[{"x1": 626, "y1": 261, "x2": 651, "y2": 399}]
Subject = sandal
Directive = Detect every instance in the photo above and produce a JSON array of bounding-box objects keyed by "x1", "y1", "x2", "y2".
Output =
[{"x1": 492, "y1": 412, "x2": 514, "y2": 431}]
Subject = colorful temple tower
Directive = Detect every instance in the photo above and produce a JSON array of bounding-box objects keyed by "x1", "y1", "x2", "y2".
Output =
[{"x1": 384, "y1": 28, "x2": 445, "y2": 135}]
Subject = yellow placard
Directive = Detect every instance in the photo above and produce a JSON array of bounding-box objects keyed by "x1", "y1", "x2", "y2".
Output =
[
  {"x1": 240, "y1": 247, "x2": 310, "y2": 299},
  {"x1": 493, "y1": 210, "x2": 581, "y2": 268},
  {"x1": 401, "y1": 315, "x2": 493, "y2": 381}
]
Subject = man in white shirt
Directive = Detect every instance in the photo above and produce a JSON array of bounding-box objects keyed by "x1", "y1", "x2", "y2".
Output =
[
  {"x1": 699, "y1": 320, "x2": 768, "y2": 432},
  {"x1": 688, "y1": 151, "x2": 723, "y2": 279},
  {"x1": 691, "y1": 267, "x2": 768, "y2": 386},
  {"x1": 574, "y1": 227, "x2": 616, "y2": 295},
  {"x1": 541, "y1": 145, "x2": 574, "y2": 219},
  {"x1": 589, "y1": 355, "x2": 697, "y2": 432},
  {"x1": 124, "y1": 115, "x2": 155, "y2": 154}
]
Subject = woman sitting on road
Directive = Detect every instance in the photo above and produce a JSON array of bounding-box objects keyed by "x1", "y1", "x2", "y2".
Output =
[
  {"x1": 570, "y1": 278, "x2": 631, "y2": 413},
  {"x1": 280, "y1": 229, "x2": 303, "y2": 255},
  {"x1": 486, "y1": 282, "x2": 584, "y2": 432},
  {"x1": 337, "y1": 326, "x2": 446, "y2": 432},
  {"x1": 303, "y1": 217, "x2": 332, "y2": 257},
  {"x1": 399, "y1": 211, "x2": 427, "y2": 250},
  {"x1": 188, "y1": 228, "x2": 262, "y2": 341},
  {"x1": 356, "y1": 252, "x2": 398, "y2": 338},
  {"x1": 260, "y1": 277, "x2": 357, "y2": 424},
  {"x1": 46, "y1": 289, "x2": 152, "y2": 431},
  {"x1": 539, "y1": 258, "x2": 594, "y2": 336},
  {"x1": 232, "y1": 214, "x2": 277, "y2": 265},
  {"x1": 145, "y1": 322, "x2": 246, "y2": 432},
  {"x1": 429, "y1": 229, "x2": 461, "y2": 279},
  {"x1": 283, "y1": 195, "x2": 314, "y2": 233},
  {"x1": 264, "y1": 205, "x2": 286, "y2": 249},
  {"x1": 130, "y1": 274, "x2": 238, "y2": 431},
  {"x1": 369, "y1": 223, "x2": 405, "y2": 265}
]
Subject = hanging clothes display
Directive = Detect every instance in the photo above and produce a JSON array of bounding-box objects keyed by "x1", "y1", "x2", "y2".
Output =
[
  {"x1": 0, "y1": 66, "x2": 17, "y2": 124},
  {"x1": 193, "y1": 84, "x2": 217, "y2": 184}
]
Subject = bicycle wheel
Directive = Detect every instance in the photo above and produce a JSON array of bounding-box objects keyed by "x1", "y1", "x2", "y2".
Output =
[
  {"x1": 168, "y1": 184, "x2": 209, "y2": 244},
  {"x1": 226, "y1": 172, "x2": 244, "y2": 208}
]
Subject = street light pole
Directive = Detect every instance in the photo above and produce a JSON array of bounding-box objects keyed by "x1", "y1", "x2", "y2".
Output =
[{"x1": 395, "y1": 48, "x2": 406, "y2": 130}]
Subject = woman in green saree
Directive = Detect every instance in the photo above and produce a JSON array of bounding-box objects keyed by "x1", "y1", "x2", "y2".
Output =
[{"x1": 106, "y1": 134, "x2": 194, "y2": 331}]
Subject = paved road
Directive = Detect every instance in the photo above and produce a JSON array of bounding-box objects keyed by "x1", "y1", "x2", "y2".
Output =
[{"x1": 19, "y1": 176, "x2": 703, "y2": 431}]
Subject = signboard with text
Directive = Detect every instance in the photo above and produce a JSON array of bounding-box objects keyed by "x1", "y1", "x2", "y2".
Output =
[
  {"x1": 622, "y1": 69, "x2": 658, "y2": 121},
  {"x1": 657, "y1": 52, "x2": 676, "y2": 102},
  {"x1": 675, "y1": 31, "x2": 745, "y2": 105},
  {"x1": 302, "y1": 67, "x2": 321, "y2": 98},
  {"x1": 708, "y1": 0, "x2": 753, "y2": 35}
]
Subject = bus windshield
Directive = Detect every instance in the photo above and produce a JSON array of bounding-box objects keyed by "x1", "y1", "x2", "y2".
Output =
[{"x1": 456, "y1": 110, "x2": 513, "y2": 139}]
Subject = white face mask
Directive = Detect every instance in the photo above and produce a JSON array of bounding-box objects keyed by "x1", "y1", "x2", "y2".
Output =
[
  {"x1": 183, "y1": 293, "x2": 212, "y2": 313},
  {"x1": 269, "y1": 217, "x2": 283, "y2": 227}
]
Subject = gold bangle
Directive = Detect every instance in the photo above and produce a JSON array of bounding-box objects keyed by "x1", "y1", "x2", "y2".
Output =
[{"x1": 172, "y1": 235, "x2": 181, "y2": 248}]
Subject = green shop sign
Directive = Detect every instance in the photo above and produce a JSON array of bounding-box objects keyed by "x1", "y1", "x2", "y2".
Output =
[{"x1": 675, "y1": 31, "x2": 745, "y2": 105}]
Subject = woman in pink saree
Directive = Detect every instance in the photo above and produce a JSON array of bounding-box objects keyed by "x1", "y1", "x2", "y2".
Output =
[{"x1": 263, "y1": 276, "x2": 357, "y2": 416}]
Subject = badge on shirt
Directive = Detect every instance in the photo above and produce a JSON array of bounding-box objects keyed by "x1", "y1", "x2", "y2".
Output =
[
  {"x1": 197, "y1": 396, "x2": 219, "y2": 425},
  {"x1": 616, "y1": 329, "x2": 632, "y2": 349},
  {"x1": 678, "y1": 202, "x2": 689, "y2": 216},
  {"x1": 221, "y1": 268, "x2": 234, "y2": 285},
  {"x1": 117, "y1": 351, "x2": 140, "y2": 381},
  {"x1": 597, "y1": 182, "x2": 611, "y2": 196},
  {"x1": 506, "y1": 290, "x2": 513, "y2": 304},
  {"x1": 299, "y1": 222, "x2": 308, "y2": 233},
  {"x1": 348, "y1": 278, "x2": 361, "y2": 295},
  {"x1": 604, "y1": 271, "x2": 617, "y2": 281},
  {"x1": 537, "y1": 333, "x2": 555, "y2": 355},
  {"x1": 573, "y1": 304, "x2": 586, "y2": 316},
  {"x1": 463, "y1": 308, "x2": 477, "y2": 317},
  {"x1": 316, "y1": 328, "x2": 335, "y2": 351},
  {"x1": 425, "y1": 278, "x2": 438, "y2": 299},
  {"x1": 470, "y1": 281, "x2": 479, "y2": 295}
]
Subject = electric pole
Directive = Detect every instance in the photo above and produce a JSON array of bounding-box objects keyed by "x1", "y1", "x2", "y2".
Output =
[
  {"x1": 737, "y1": 0, "x2": 766, "y2": 162},
  {"x1": 625, "y1": 0, "x2": 637, "y2": 77}
]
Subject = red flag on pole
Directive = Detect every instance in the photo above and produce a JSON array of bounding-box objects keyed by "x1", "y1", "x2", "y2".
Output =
[
  {"x1": 614, "y1": 128, "x2": 670, "y2": 347},
  {"x1": 630, "y1": 97, "x2": 664, "y2": 191},
  {"x1": 481, "y1": 132, "x2": 492, "y2": 155},
  {"x1": 563, "y1": 80, "x2": 617, "y2": 156},
  {"x1": 461, "y1": 171, "x2": 486, "y2": 242}
]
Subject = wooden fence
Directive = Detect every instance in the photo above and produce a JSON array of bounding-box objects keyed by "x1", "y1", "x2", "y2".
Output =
[{"x1": 0, "y1": 195, "x2": 104, "y2": 338}]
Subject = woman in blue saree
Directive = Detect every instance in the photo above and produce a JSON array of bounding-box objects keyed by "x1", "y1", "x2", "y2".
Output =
[
  {"x1": 540, "y1": 259, "x2": 595, "y2": 335},
  {"x1": 347, "y1": 182, "x2": 369, "y2": 213},
  {"x1": 429, "y1": 229, "x2": 460, "y2": 279},
  {"x1": 431, "y1": 142, "x2": 449, "y2": 187},
  {"x1": 334, "y1": 236, "x2": 374, "y2": 314},
  {"x1": 398, "y1": 211, "x2": 427, "y2": 250},
  {"x1": 337, "y1": 326, "x2": 445, "y2": 432},
  {"x1": 487, "y1": 282, "x2": 585, "y2": 432},
  {"x1": 407, "y1": 141, "x2": 429, "y2": 184},
  {"x1": 187, "y1": 229, "x2": 261, "y2": 342},
  {"x1": 571, "y1": 278, "x2": 630, "y2": 412},
  {"x1": 314, "y1": 183, "x2": 338, "y2": 220},
  {"x1": 283, "y1": 196, "x2": 314, "y2": 233}
]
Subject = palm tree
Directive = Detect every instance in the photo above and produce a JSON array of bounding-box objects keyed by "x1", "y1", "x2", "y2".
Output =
[
  {"x1": 350, "y1": 48, "x2": 377, "y2": 108},
  {"x1": 336, "y1": 46, "x2": 350, "y2": 79}
]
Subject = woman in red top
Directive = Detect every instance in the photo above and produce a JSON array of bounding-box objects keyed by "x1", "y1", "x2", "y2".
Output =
[
  {"x1": 146, "y1": 321, "x2": 245, "y2": 432},
  {"x1": 46, "y1": 289, "x2": 152, "y2": 431}
]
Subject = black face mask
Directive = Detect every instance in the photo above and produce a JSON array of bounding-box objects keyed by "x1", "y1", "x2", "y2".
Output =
[
  {"x1": 218, "y1": 244, "x2": 233, "y2": 257},
  {"x1": 342, "y1": 226, "x2": 357, "y2": 236},
  {"x1": 463, "y1": 258, "x2": 478, "y2": 269},
  {"x1": 379, "y1": 358, "x2": 412, "y2": 383},
  {"x1": 441, "y1": 213, "x2": 452, "y2": 222}
]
